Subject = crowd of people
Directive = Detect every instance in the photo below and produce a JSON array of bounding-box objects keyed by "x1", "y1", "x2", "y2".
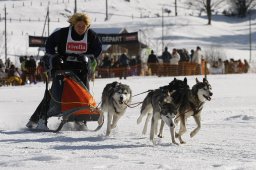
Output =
[
  {"x1": 98, "y1": 53, "x2": 141, "y2": 79},
  {"x1": 97, "y1": 46, "x2": 250, "y2": 78},
  {"x1": 97, "y1": 46, "x2": 205, "y2": 78},
  {"x1": 0, "y1": 56, "x2": 47, "y2": 86},
  {"x1": 209, "y1": 58, "x2": 250, "y2": 74},
  {"x1": 0, "y1": 45, "x2": 251, "y2": 86}
]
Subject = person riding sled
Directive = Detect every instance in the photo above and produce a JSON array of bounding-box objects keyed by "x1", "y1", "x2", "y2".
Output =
[{"x1": 26, "y1": 12, "x2": 102, "y2": 130}]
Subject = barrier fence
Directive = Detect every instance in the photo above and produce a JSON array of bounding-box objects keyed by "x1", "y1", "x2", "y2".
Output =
[{"x1": 96, "y1": 61, "x2": 206, "y2": 78}]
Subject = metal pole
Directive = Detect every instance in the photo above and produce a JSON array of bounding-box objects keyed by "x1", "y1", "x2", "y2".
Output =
[
  {"x1": 138, "y1": 30, "x2": 141, "y2": 52},
  {"x1": 37, "y1": 7, "x2": 49, "y2": 58},
  {"x1": 4, "y1": 5, "x2": 7, "y2": 62},
  {"x1": 48, "y1": 6, "x2": 50, "y2": 37},
  {"x1": 162, "y1": 8, "x2": 164, "y2": 52},
  {"x1": 74, "y1": 0, "x2": 77, "y2": 13},
  {"x1": 175, "y1": 0, "x2": 177, "y2": 16},
  {"x1": 249, "y1": 12, "x2": 252, "y2": 62},
  {"x1": 105, "y1": 0, "x2": 108, "y2": 21}
]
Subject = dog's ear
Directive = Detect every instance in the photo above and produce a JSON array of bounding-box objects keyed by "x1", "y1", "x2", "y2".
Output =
[
  {"x1": 203, "y1": 78, "x2": 207, "y2": 83},
  {"x1": 196, "y1": 78, "x2": 199, "y2": 83},
  {"x1": 173, "y1": 78, "x2": 177, "y2": 81},
  {"x1": 184, "y1": 77, "x2": 187, "y2": 83}
]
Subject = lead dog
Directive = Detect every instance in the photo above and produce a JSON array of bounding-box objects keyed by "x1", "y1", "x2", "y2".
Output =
[
  {"x1": 158, "y1": 78, "x2": 213, "y2": 144},
  {"x1": 101, "y1": 81, "x2": 132, "y2": 136},
  {"x1": 137, "y1": 78, "x2": 189, "y2": 144}
]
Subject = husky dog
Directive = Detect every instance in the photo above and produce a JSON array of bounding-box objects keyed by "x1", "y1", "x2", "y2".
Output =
[
  {"x1": 101, "y1": 81, "x2": 132, "y2": 136},
  {"x1": 158, "y1": 78, "x2": 213, "y2": 144},
  {"x1": 137, "y1": 78, "x2": 189, "y2": 144}
]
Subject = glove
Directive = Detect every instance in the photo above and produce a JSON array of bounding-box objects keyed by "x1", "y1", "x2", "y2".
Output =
[
  {"x1": 90, "y1": 57, "x2": 97, "y2": 73},
  {"x1": 40, "y1": 54, "x2": 53, "y2": 72},
  {"x1": 88, "y1": 57, "x2": 97, "y2": 82}
]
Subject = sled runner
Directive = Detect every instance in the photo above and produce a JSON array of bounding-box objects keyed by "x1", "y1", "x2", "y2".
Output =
[{"x1": 28, "y1": 54, "x2": 104, "y2": 132}]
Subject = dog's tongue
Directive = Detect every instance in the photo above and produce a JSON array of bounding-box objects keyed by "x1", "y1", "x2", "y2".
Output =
[{"x1": 203, "y1": 95, "x2": 211, "y2": 101}]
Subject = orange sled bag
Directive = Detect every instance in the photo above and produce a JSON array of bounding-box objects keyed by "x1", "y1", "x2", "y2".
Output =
[{"x1": 47, "y1": 71, "x2": 101, "y2": 122}]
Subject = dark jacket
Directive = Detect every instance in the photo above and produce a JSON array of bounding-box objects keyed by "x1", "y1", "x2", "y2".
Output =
[
  {"x1": 148, "y1": 54, "x2": 158, "y2": 63},
  {"x1": 119, "y1": 54, "x2": 129, "y2": 67},
  {"x1": 45, "y1": 26, "x2": 102, "y2": 59},
  {"x1": 162, "y1": 50, "x2": 172, "y2": 63}
]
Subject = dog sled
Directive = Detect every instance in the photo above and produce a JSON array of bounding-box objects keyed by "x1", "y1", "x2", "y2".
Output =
[{"x1": 28, "y1": 54, "x2": 104, "y2": 132}]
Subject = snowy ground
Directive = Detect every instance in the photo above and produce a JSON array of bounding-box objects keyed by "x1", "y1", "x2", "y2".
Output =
[{"x1": 1, "y1": 74, "x2": 256, "y2": 170}]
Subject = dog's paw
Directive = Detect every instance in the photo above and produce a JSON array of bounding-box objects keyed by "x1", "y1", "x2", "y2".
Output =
[
  {"x1": 111, "y1": 124, "x2": 117, "y2": 129},
  {"x1": 172, "y1": 141, "x2": 179, "y2": 145},
  {"x1": 180, "y1": 140, "x2": 186, "y2": 144},
  {"x1": 158, "y1": 134, "x2": 163, "y2": 138}
]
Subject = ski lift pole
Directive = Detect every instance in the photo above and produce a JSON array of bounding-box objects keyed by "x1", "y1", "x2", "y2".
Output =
[
  {"x1": 37, "y1": 6, "x2": 49, "y2": 58},
  {"x1": 204, "y1": 60, "x2": 207, "y2": 79},
  {"x1": 4, "y1": 5, "x2": 7, "y2": 62}
]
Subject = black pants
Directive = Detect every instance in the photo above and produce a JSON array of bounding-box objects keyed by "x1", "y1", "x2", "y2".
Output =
[
  {"x1": 29, "y1": 60, "x2": 89, "y2": 123},
  {"x1": 119, "y1": 67, "x2": 128, "y2": 79},
  {"x1": 29, "y1": 90, "x2": 50, "y2": 123}
]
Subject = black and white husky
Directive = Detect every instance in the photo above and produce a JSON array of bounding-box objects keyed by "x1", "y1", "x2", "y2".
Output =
[
  {"x1": 174, "y1": 78, "x2": 212, "y2": 144},
  {"x1": 137, "y1": 78, "x2": 189, "y2": 144},
  {"x1": 158, "y1": 78, "x2": 213, "y2": 144},
  {"x1": 101, "y1": 81, "x2": 132, "y2": 136}
]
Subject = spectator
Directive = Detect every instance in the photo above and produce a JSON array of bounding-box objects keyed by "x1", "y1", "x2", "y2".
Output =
[
  {"x1": 147, "y1": 50, "x2": 159, "y2": 75},
  {"x1": 170, "y1": 48, "x2": 180, "y2": 65},
  {"x1": 179, "y1": 48, "x2": 190, "y2": 62},
  {"x1": 161, "y1": 47, "x2": 172, "y2": 76},
  {"x1": 21, "y1": 56, "x2": 28, "y2": 85},
  {"x1": 118, "y1": 53, "x2": 129, "y2": 79},
  {"x1": 192, "y1": 46, "x2": 204, "y2": 64},
  {"x1": 135, "y1": 55, "x2": 142, "y2": 76},
  {"x1": 5, "y1": 58, "x2": 11, "y2": 69},
  {"x1": 25, "y1": 56, "x2": 37, "y2": 84},
  {"x1": 190, "y1": 49, "x2": 194, "y2": 62},
  {"x1": 237, "y1": 59, "x2": 244, "y2": 73},
  {"x1": 192, "y1": 46, "x2": 204, "y2": 74},
  {"x1": 101, "y1": 55, "x2": 111, "y2": 78},
  {"x1": 244, "y1": 59, "x2": 249, "y2": 73},
  {"x1": 0, "y1": 59, "x2": 5, "y2": 72},
  {"x1": 218, "y1": 58, "x2": 225, "y2": 74},
  {"x1": 129, "y1": 56, "x2": 137, "y2": 76},
  {"x1": 6, "y1": 64, "x2": 22, "y2": 85},
  {"x1": 162, "y1": 47, "x2": 172, "y2": 63},
  {"x1": 101, "y1": 55, "x2": 111, "y2": 68},
  {"x1": 36, "y1": 61, "x2": 47, "y2": 83}
]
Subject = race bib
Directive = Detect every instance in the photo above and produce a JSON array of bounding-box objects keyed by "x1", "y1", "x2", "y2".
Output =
[{"x1": 67, "y1": 42, "x2": 87, "y2": 52}]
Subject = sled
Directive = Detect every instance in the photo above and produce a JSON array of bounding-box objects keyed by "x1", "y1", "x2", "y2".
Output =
[
  {"x1": 29, "y1": 69, "x2": 104, "y2": 133},
  {"x1": 29, "y1": 105, "x2": 104, "y2": 133}
]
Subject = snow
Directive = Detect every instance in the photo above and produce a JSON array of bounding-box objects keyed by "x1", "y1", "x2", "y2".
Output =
[
  {"x1": 1, "y1": 74, "x2": 256, "y2": 170},
  {"x1": 0, "y1": 0, "x2": 256, "y2": 169},
  {"x1": 0, "y1": 0, "x2": 255, "y2": 61}
]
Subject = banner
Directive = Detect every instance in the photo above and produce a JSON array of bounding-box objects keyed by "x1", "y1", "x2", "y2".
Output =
[
  {"x1": 29, "y1": 36, "x2": 47, "y2": 47},
  {"x1": 29, "y1": 32, "x2": 138, "y2": 47},
  {"x1": 97, "y1": 32, "x2": 138, "y2": 44}
]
